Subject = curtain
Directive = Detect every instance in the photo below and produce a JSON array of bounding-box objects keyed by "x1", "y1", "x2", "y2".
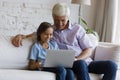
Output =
[
  {"x1": 94, "y1": 0, "x2": 118, "y2": 42},
  {"x1": 114, "y1": 0, "x2": 120, "y2": 44}
]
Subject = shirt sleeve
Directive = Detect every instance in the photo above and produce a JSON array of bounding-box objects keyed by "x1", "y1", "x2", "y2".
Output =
[
  {"x1": 54, "y1": 42, "x2": 59, "y2": 50},
  {"x1": 29, "y1": 43, "x2": 38, "y2": 60},
  {"x1": 50, "y1": 40, "x2": 60, "y2": 50},
  {"x1": 77, "y1": 27, "x2": 93, "y2": 50}
]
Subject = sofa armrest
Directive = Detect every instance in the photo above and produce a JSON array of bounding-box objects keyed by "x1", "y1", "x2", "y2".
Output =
[
  {"x1": 94, "y1": 42, "x2": 120, "y2": 69},
  {"x1": 98, "y1": 42, "x2": 120, "y2": 46}
]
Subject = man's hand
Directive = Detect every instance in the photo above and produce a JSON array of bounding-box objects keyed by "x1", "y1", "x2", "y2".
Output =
[
  {"x1": 11, "y1": 33, "x2": 35, "y2": 47},
  {"x1": 11, "y1": 34, "x2": 24, "y2": 47}
]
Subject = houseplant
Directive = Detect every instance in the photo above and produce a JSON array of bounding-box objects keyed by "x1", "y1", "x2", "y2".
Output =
[{"x1": 80, "y1": 17, "x2": 99, "y2": 41}]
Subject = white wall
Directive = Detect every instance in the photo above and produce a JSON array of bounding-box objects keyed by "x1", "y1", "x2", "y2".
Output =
[{"x1": 0, "y1": 0, "x2": 97, "y2": 36}]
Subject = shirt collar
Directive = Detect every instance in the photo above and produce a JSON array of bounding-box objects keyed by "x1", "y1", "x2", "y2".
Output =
[{"x1": 68, "y1": 21, "x2": 73, "y2": 30}]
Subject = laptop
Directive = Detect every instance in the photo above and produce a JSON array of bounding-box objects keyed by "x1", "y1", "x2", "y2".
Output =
[{"x1": 44, "y1": 50, "x2": 75, "y2": 68}]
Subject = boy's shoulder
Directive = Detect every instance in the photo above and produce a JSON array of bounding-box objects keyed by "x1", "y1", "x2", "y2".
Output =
[{"x1": 49, "y1": 40, "x2": 57, "y2": 45}]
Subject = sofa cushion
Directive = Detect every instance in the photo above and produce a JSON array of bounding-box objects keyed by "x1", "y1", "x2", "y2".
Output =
[
  {"x1": 0, "y1": 69, "x2": 55, "y2": 80},
  {"x1": 0, "y1": 35, "x2": 33, "y2": 69},
  {"x1": 94, "y1": 42, "x2": 120, "y2": 69}
]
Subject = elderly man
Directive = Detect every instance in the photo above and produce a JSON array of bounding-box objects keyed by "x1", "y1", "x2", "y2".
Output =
[{"x1": 12, "y1": 3, "x2": 117, "y2": 80}]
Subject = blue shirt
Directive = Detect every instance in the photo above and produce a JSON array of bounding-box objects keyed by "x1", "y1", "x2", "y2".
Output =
[
  {"x1": 52, "y1": 22, "x2": 93, "y2": 57},
  {"x1": 29, "y1": 40, "x2": 59, "y2": 65}
]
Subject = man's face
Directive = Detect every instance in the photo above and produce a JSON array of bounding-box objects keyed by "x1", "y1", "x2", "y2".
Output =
[{"x1": 53, "y1": 15, "x2": 68, "y2": 30}]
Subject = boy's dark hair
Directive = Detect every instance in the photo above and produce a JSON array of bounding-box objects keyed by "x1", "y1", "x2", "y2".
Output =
[{"x1": 37, "y1": 22, "x2": 53, "y2": 41}]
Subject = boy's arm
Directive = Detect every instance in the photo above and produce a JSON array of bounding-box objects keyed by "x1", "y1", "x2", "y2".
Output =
[{"x1": 11, "y1": 33, "x2": 35, "y2": 47}]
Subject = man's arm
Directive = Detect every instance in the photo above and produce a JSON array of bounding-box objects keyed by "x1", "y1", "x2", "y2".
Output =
[
  {"x1": 75, "y1": 48, "x2": 92, "y2": 60},
  {"x1": 11, "y1": 33, "x2": 35, "y2": 47}
]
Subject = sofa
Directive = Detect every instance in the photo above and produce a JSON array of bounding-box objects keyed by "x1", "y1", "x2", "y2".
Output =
[{"x1": 0, "y1": 34, "x2": 120, "y2": 80}]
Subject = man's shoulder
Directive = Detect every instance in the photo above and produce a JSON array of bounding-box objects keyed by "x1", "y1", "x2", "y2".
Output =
[
  {"x1": 70, "y1": 23, "x2": 85, "y2": 31},
  {"x1": 71, "y1": 23, "x2": 82, "y2": 29}
]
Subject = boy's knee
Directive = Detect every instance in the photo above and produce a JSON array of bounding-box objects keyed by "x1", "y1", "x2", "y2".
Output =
[
  {"x1": 57, "y1": 66, "x2": 67, "y2": 75},
  {"x1": 66, "y1": 69, "x2": 74, "y2": 75}
]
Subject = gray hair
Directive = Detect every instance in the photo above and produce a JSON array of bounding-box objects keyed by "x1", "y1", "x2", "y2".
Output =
[{"x1": 52, "y1": 3, "x2": 70, "y2": 17}]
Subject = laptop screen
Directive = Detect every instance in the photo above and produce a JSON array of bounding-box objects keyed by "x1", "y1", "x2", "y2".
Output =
[{"x1": 44, "y1": 50, "x2": 75, "y2": 68}]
